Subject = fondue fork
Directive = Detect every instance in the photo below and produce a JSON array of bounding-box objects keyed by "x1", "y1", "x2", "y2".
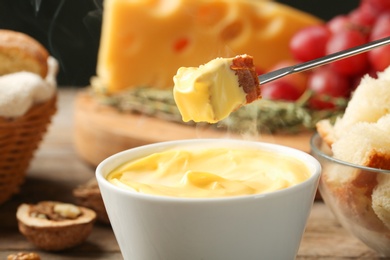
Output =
[{"x1": 259, "y1": 36, "x2": 390, "y2": 85}]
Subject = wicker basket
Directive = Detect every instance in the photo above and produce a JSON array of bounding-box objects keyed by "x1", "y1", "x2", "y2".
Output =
[{"x1": 0, "y1": 94, "x2": 57, "y2": 205}]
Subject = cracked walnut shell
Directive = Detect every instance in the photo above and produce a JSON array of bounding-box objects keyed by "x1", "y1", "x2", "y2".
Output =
[
  {"x1": 16, "y1": 201, "x2": 96, "y2": 251},
  {"x1": 73, "y1": 178, "x2": 110, "y2": 224}
]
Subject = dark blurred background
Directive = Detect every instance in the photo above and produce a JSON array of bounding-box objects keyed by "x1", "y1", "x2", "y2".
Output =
[{"x1": 0, "y1": 0, "x2": 359, "y2": 86}]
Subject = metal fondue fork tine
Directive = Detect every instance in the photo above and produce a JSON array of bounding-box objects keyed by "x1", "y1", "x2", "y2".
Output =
[{"x1": 258, "y1": 36, "x2": 390, "y2": 85}]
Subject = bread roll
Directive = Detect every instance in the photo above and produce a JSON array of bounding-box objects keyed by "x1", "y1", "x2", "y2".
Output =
[{"x1": 0, "y1": 29, "x2": 49, "y2": 78}]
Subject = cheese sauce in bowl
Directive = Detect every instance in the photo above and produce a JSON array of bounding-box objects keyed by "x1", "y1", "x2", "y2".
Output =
[
  {"x1": 106, "y1": 146, "x2": 310, "y2": 198},
  {"x1": 96, "y1": 138, "x2": 321, "y2": 260}
]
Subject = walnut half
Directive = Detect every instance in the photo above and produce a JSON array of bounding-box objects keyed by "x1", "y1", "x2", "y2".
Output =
[
  {"x1": 16, "y1": 201, "x2": 96, "y2": 251},
  {"x1": 7, "y1": 252, "x2": 40, "y2": 260},
  {"x1": 73, "y1": 178, "x2": 110, "y2": 224}
]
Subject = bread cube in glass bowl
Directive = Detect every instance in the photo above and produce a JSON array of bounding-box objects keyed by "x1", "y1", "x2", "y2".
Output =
[{"x1": 310, "y1": 132, "x2": 390, "y2": 256}]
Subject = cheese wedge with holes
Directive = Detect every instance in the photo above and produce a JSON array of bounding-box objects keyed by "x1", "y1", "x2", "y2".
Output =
[{"x1": 96, "y1": 0, "x2": 323, "y2": 93}]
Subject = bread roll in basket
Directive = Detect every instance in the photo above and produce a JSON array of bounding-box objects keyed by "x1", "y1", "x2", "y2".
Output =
[{"x1": 0, "y1": 29, "x2": 58, "y2": 204}]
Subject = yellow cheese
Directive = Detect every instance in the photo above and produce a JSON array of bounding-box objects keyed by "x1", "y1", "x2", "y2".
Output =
[
  {"x1": 97, "y1": 0, "x2": 323, "y2": 93},
  {"x1": 173, "y1": 56, "x2": 247, "y2": 123}
]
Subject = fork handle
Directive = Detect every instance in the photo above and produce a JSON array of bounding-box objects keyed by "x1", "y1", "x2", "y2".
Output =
[{"x1": 259, "y1": 36, "x2": 390, "y2": 85}]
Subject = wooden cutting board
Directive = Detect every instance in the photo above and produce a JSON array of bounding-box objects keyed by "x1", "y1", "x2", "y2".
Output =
[{"x1": 73, "y1": 90, "x2": 314, "y2": 167}]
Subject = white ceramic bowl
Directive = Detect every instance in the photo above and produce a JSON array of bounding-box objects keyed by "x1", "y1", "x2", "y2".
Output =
[{"x1": 96, "y1": 138, "x2": 321, "y2": 260}]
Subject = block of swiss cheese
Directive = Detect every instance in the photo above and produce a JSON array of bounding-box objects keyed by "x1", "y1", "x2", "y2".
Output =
[{"x1": 96, "y1": 0, "x2": 323, "y2": 93}]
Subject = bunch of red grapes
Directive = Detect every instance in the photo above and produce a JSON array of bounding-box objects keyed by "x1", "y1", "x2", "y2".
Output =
[{"x1": 261, "y1": 0, "x2": 390, "y2": 109}]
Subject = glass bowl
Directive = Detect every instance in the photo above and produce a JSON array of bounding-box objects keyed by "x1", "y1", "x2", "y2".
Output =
[{"x1": 310, "y1": 133, "x2": 390, "y2": 256}]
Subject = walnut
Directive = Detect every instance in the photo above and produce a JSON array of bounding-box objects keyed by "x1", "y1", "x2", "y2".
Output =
[
  {"x1": 53, "y1": 203, "x2": 81, "y2": 219},
  {"x1": 7, "y1": 252, "x2": 40, "y2": 260},
  {"x1": 16, "y1": 201, "x2": 96, "y2": 251},
  {"x1": 73, "y1": 178, "x2": 110, "y2": 224}
]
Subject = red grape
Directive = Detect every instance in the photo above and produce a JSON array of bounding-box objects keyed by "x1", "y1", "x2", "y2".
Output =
[
  {"x1": 349, "y1": 2, "x2": 378, "y2": 31},
  {"x1": 369, "y1": 12, "x2": 390, "y2": 40},
  {"x1": 261, "y1": 80, "x2": 302, "y2": 102},
  {"x1": 361, "y1": 0, "x2": 390, "y2": 13},
  {"x1": 368, "y1": 13, "x2": 390, "y2": 71},
  {"x1": 327, "y1": 15, "x2": 351, "y2": 34},
  {"x1": 281, "y1": 0, "x2": 390, "y2": 110},
  {"x1": 289, "y1": 25, "x2": 331, "y2": 62},
  {"x1": 326, "y1": 29, "x2": 368, "y2": 76},
  {"x1": 368, "y1": 45, "x2": 390, "y2": 71},
  {"x1": 307, "y1": 67, "x2": 350, "y2": 110}
]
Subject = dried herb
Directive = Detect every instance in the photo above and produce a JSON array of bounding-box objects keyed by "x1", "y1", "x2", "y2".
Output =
[{"x1": 93, "y1": 86, "x2": 347, "y2": 134}]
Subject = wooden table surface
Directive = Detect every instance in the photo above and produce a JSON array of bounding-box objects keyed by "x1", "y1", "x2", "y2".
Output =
[{"x1": 0, "y1": 88, "x2": 387, "y2": 260}]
